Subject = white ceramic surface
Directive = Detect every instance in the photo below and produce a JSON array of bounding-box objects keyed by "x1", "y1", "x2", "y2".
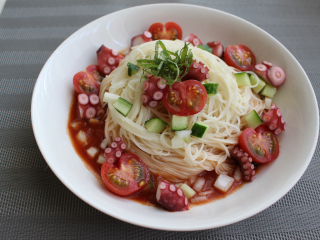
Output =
[{"x1": 31, "y1": 4, "x2": 319, "y2": 231}]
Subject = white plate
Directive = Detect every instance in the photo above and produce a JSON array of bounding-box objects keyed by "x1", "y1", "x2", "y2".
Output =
[{"x1": 31, "y1": 4, "x2": 319, "y2": 231}]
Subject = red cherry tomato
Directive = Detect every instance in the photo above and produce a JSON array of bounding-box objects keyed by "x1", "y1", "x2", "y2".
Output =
[
  {"x1": 239, "y1": 124, "x2": 279, "y2": 163},
  {"x1": 101, "y1": 153, "x2": 150, "y2": 196},
  {"x1": 224, "y1": 45, "x2": 256, "y2": 71},
  {"x1": 148, "y1": 22, "x2": 183, "y2": 40},
  {"x1": 86, "y1": 65, "x2": 104, "y2": 83},
  {"x1": 73, "y1": 71, "x2": 99, "y2": 95},
  {"x1": 162, "y1": 80, "x2": 207, "y2": 116}
]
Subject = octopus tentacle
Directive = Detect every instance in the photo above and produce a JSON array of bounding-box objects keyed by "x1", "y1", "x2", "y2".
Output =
[
  {"x1": 78, "y1": 93, "x2": 103, "y2": 119},
  {"x1": 261, "y1": 103, "x2": 286, "y2": 135},
  {"x1": 104, "y1": 137, "x2": 126, "y2": 164},
  {"x1": 156, "y1": 180, "x2": 189, "y2": 211},
  {"x1": 181, "y1": 59, "x2": 209, "y2": 82},
  {"x1": 141, "y1": 75, "x2": 167, "y2": 107},
  {"x1": 184, "y1": 33, "x2": 203, "y2": 46},
  {"x1": 230, "y1": 146, "x2": 255, "y2": 182},
  {"x1": 207, "y1": 41, "x2": 224, "y2": 58},
  {"x1": 131, "y1": 31, "x2": 152, "y2": 48},
  {"x1": 255, "y1": 61, "x2": 286, "y2": 87},
  {"x1": 97, "y1": 45, "x2": 124, "y2": 76},
  {"x1": 254, "y1": 64, "x2": 270, "y2": 84},
  {"x1": 262, "y1": 60, "x2": 272, "y2": 69}
]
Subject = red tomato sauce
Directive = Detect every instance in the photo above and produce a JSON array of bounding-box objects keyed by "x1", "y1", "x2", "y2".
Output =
[{"x1": 68, "y1": 91, "x2": 263, "y2": 208}]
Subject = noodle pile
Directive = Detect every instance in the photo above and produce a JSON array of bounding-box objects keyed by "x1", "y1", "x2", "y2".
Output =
[{"x1": 99, "y1": 40, "x2": 264, "y2": 181}]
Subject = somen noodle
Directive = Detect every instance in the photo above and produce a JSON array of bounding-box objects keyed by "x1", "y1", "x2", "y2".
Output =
[{"x1": 99, "y1": 40, "x2": 264, "y2": 181}]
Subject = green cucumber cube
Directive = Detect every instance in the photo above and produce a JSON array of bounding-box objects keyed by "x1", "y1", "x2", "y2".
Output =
[
  {"x1": 191, "y1": 121, "x2": 209, "y2": 138},
  {"x1": 179, "y1": 183, "x2": 196, "y2": 199},
  {"x1": 260, "y1": 84, "x2": 277, "y2": 99},
  {"x1": 171, "y1": 115, "x2": 188, "y2": 131},
  {"x1": 245, "y1": 110, "x2": 263, "y2": 129},
  {"x1": 203, "y1": 83, "x2": 219, "y2": 96},
  {"x1": 145, "y1": 118, "x2": 168, "y2": 133},
  {"x1": 113, "y1": 97, "x2": 133, "y2": 117},
  {"x1": 249, "y1": 74, "x2": 266, "y2": 94},
  {"x1": 234, "y1": 72, "x2": 251, "y2": 87}
]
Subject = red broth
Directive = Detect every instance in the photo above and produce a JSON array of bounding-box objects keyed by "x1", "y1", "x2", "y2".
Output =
[{"x1": 68, "y1": 91, "x2": 263, "y2": 209}]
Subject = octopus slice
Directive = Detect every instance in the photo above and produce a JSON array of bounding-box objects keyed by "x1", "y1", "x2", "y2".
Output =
[{"x1": 156, "y1": 180, "x2": 189, "y2": 211}]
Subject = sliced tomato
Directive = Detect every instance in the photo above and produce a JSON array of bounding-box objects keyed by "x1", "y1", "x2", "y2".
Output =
[
  {"x1": 224, "y1": 45, "x2": 256, "y2": 71},
  {"x1": 101, "y1": 153, "x2": 150, "y2": 196},
  {"x1": 86, "y1": 65, "x2": 104, "y2": 83},
  {"x1": 162, "y1": 80, "x2": 207, "y2": 116},
  {"x1": 239, "y1": 124, "x2": 279, "y2": 163},
  {"x1": 148, "y1": 22, "x2": 182, "y2": 40}
]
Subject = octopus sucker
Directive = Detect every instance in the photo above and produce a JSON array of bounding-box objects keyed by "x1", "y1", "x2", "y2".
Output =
[
  {"x1": 104, "y1": 137, "x2": 127, "y2": 164},
  {"x1": 141, "y1": 75, "x2": 167, "y2": 107},
  {"x1": 181, "y1": 59, "x2": 209, "y2": 82}
]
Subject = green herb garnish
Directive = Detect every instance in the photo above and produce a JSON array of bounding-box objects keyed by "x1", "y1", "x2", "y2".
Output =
[
  {"x1": 197, "y1": 44, "x2": 212, "y2": 53},
  {"x1": 127, "y1": 62, "x2": 140, "y2": 76},
  {"x1": 136, "y1": 40, "x2": 193, "y2": 88},
  {"x1": 127, "y1": 62, "x2": 140, "y2": 72}
]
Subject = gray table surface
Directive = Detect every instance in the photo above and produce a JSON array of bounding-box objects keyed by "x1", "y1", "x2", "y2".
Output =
[{"x1": 1, "y1": 0, "x2": 320, "y2": 239}]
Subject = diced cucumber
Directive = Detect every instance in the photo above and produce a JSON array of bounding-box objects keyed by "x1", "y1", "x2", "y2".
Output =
[
  {"x1": 265, "y1": 97, "x2": 272, "y2": 109},
  {"x1": 191, "y1": 121, "x2": 209, "y2": 138},
  {"x1": 245, "y1": 110, "x2": 263, "y2": 129},
  {"x1": 171, "y1": 115, "x2": 188, "y2": 131},
  {"x1": 249, "y1": 74, "x2": 266, "y2": 94},
  {"x1": 113, "y1": 97, "x2": 133, "y2": 117},
  {"x1": 145, "y1": 118, "x2": 168, "y2": 133},
  {"x1": 103, "y1": 92, "x2": 120, "y2": 104},
  {"x1": 179, "y1": 183, "x2": 196, "y2": 199},
  {"x1": 260, "y1": 84, "x2": 277, "y2": 99},
  {"x1": 127, "y1": 62, "x2": 140, "y2": 76},
  {"x1": 234, "y1": 72, "x2": 251, "y2": 87},
  {"x1": 203, "y1": 83, "x2": 219, "y2": 96}
]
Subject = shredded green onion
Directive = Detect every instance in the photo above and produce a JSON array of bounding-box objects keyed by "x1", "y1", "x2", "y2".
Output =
[{"x1": 136, "y1": 40, "x2": 193, "y2": 88}]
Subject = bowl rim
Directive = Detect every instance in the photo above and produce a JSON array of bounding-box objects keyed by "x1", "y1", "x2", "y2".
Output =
[{"x1": 31, "y1": 3, "x2": 319, "y2": 231}]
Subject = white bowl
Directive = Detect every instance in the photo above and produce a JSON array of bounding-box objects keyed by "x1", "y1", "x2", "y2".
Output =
[{"x1": 31, "y1": 4, "x2": 319, "y2": 231}]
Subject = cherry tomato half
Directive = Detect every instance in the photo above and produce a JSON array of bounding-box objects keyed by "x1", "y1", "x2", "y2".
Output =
[
  {"x1": 86, "y1": 65, "x2": 104, "y2": 83},
  {"x1": 73, "y1": 70, "x2": 100, "y2": 95},
  {"x1": 101, "y1": 153, "x2": 150, "y2": 196},
  {"x1": 224, "y1": 45, "x2": 256, "y2": 71},
  {"x1": 239, "y1": 124, "x2": 279, "y2": 163},
  {"x1": 148, "y1": 22, "x2": 183, "y2": 40},
  {"x1": 162, "y1": 80, "x2": 207, "y2": 116}
]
